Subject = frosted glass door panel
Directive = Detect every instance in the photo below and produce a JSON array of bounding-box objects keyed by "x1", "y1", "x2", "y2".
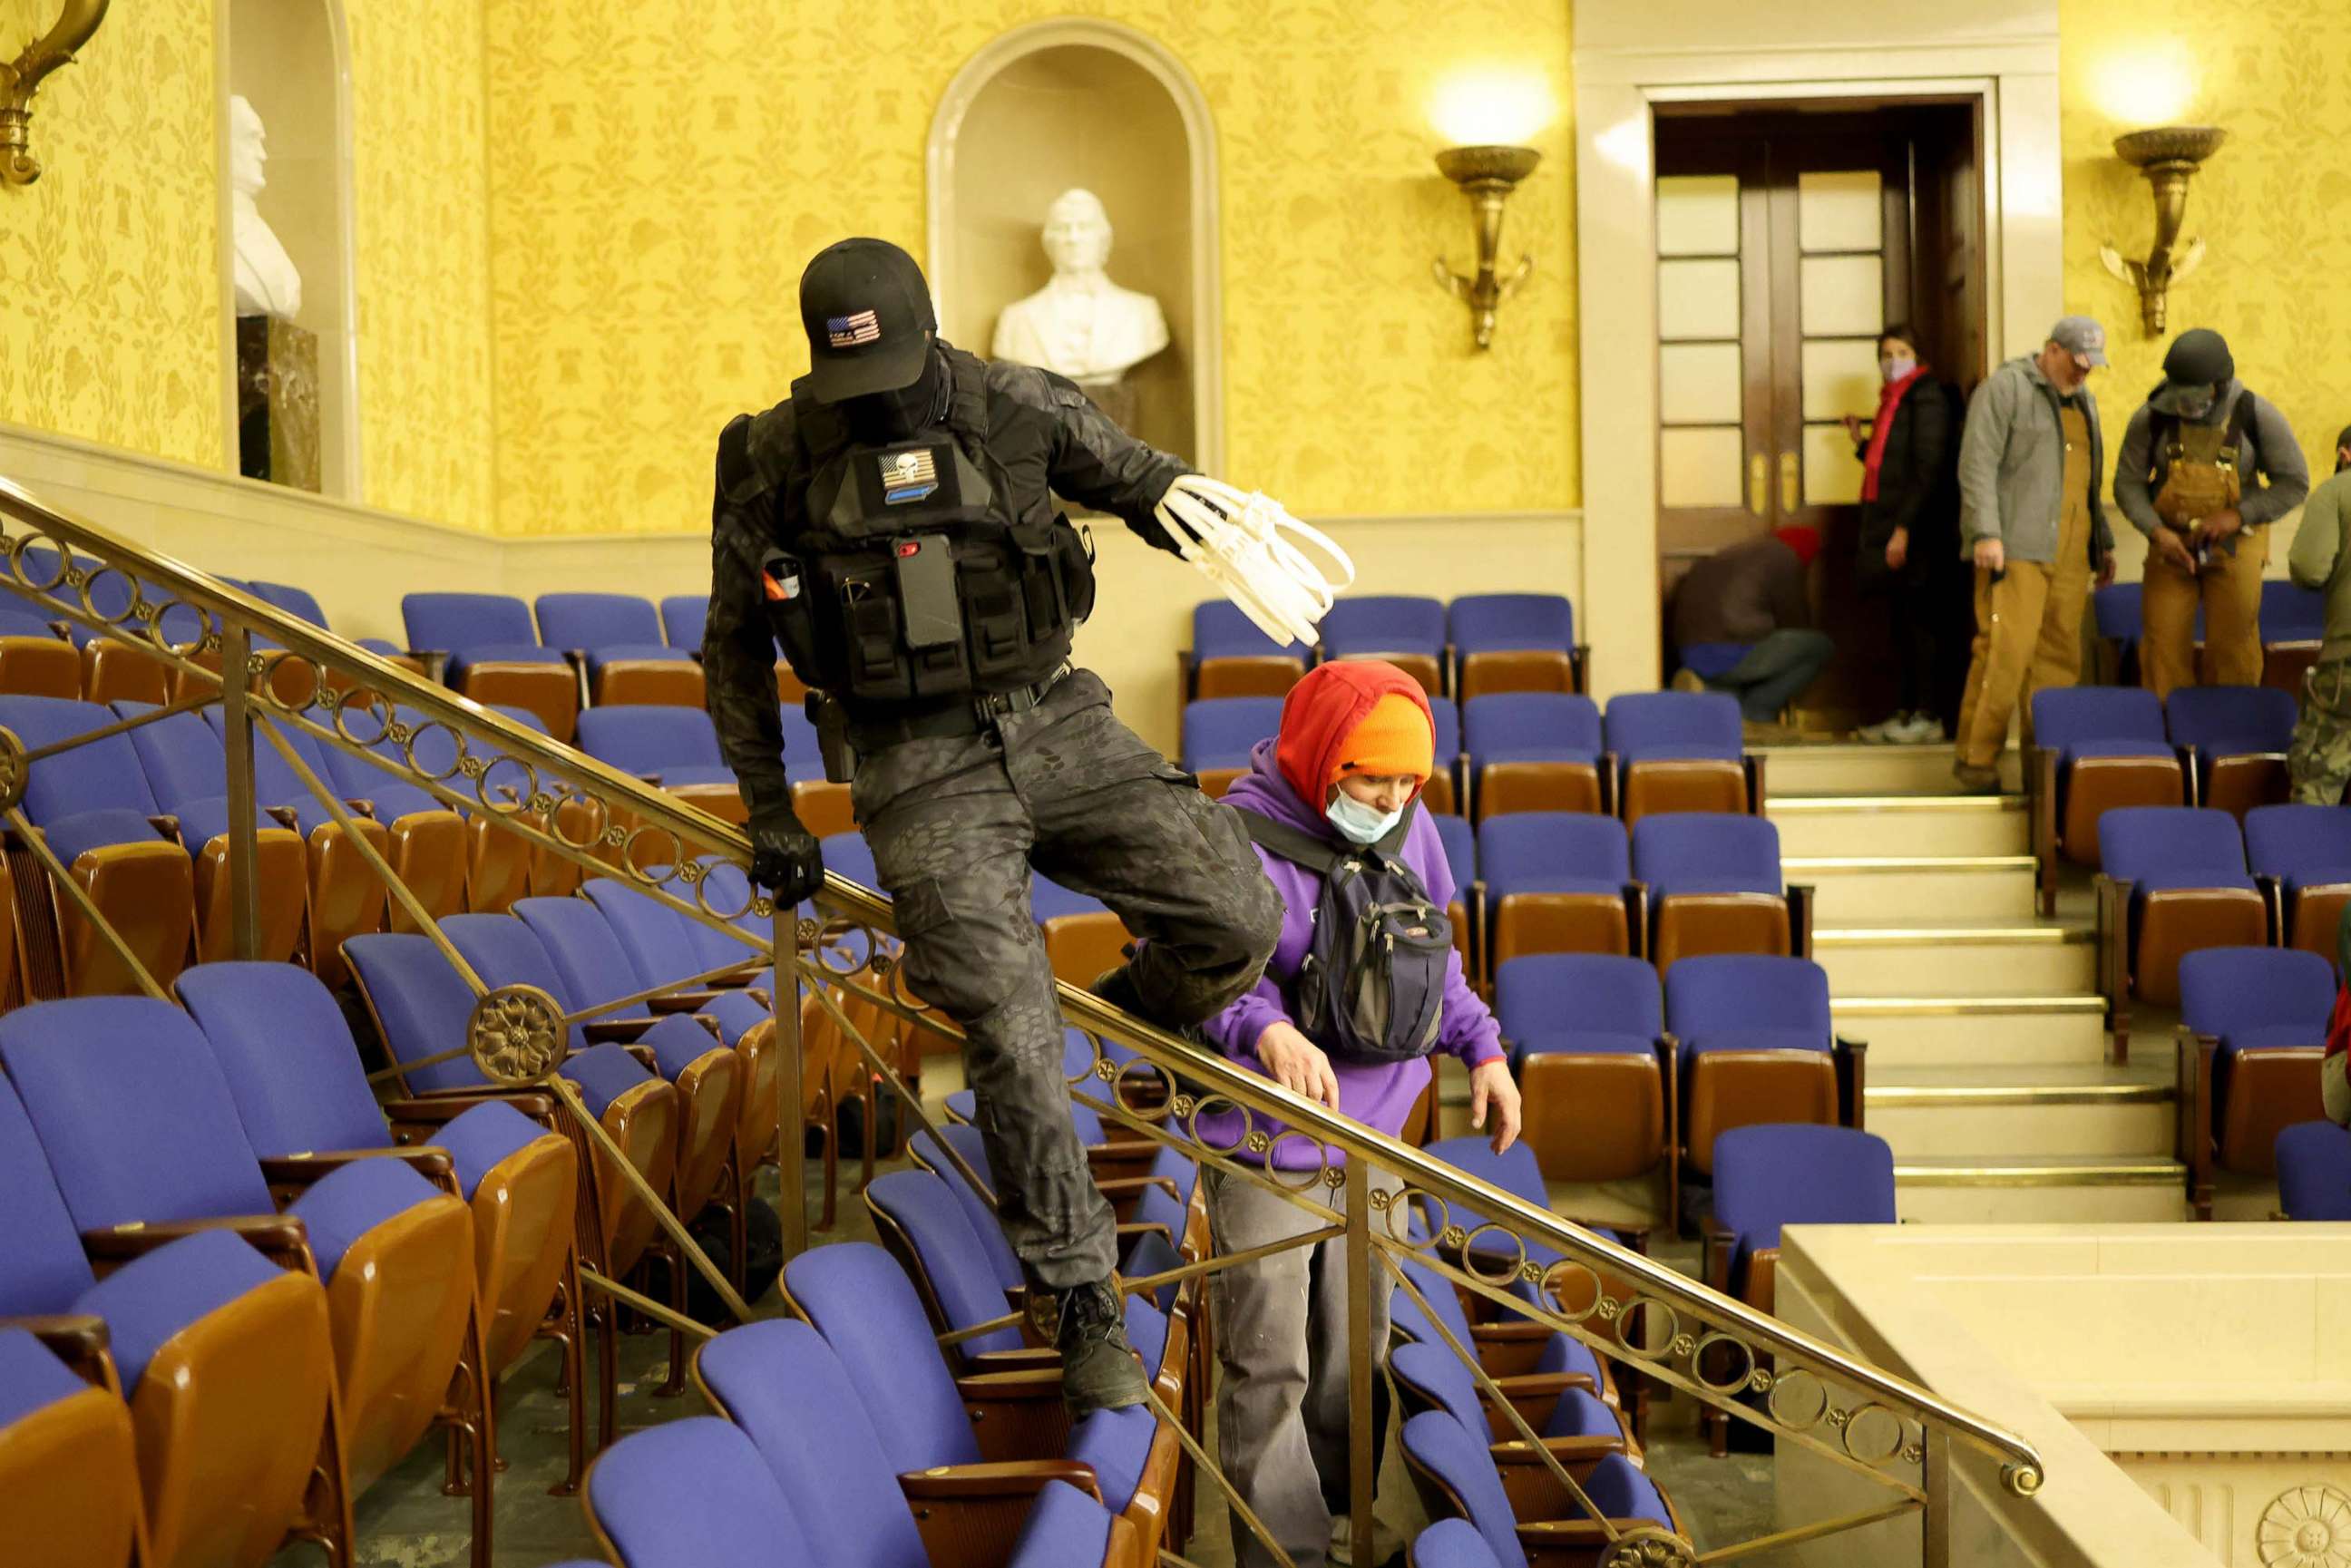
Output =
[
  {"x1": 1658, "y1": 258, "x2": 1741, "y2": 341},
  {"x1": 1660, "y1": 428, "x2": 1746, "y2": 510},
  {"x1": 1659, "y1": 344, "x2": 1743, "y2": 425},
  {"x1": 1800, "y1": 338, "x2": 1882, "y2": 422},
  {"x1": 1657, "y1": 175, "x2": 1739, "y2": 257},
  {"x1": 1800, "y1": 255, "x2": 1884, "y2": 337},
  {"x1": 1797, "y1": 170, "x2": 1882, "y2": 252},
  {"x1": 1802, "y1": 424, "x2": 1864, "y2": 506}
]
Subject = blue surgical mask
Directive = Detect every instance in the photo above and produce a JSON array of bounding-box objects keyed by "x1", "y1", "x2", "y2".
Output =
[{"x1": 1326, "y1": 791, "x2": 1403, "y2": 845}]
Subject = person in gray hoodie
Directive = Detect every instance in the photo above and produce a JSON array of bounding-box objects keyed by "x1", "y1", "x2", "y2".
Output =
[
  {"x1": 1950, "y1": 317, "x2": 2118, "y2": 793},
  {"x1": 2115, "y1": 328, "x2": 2310, "y2": 698}
]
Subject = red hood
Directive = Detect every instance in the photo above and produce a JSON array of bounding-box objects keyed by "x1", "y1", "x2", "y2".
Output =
[{"x1": 1274, "y1": 660, "x2": 1435, "y2": 809}]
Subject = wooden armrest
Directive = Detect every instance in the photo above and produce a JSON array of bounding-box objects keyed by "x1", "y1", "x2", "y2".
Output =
[
  {"x1": 83, "y1": 1214, "x2": 309, "y2": 1271},
  {"x1": 382, "y1": 1090, "x2": 558, "y2": 1125},
  {"x1": 586, "y1": 1019, "x2": 655, "y2": 1046},
  {"x1": 970, "y1": 1347, "x2": 1063, "y2": 1371},
  {"x1": 1471, "y1": 1320, "x2": 1551, "y2": 1344},
  {"x1": 953, "y1": 1368, "x2": 1066, "y2": 1400},
  {"x1": 647, "y1": 991, "x2": 723, "y2": 1014},
  {"x1": 1518, "y1": 1521, "x2": 1615, "y2": 1545},
  {"x1": 1491, "y1": 1370, "x2": 1599, "y2": 1399},
  {"x1": 0, "y1": 1314, "x2": 111, "y2": 1384},
  {"x1": 1094, "y1": 1174, "x2": 1181, "y2": 1201},
  {"x1": 262, "y1": 804, "x2": 299, "y2": 832},
  {"x1": 1114, "y1": 1222, "x2": 1173, "y2": 1247},
  {"x1": 900, "y1": 1460, "x2": 1101, "y2": 1505},
  {"x1": 1493, "y1": 1434, "x2": 1624, "y2": 1466},
  {"x1": 259, "y1": 1147, "x2": 454, "y2": 1186}
]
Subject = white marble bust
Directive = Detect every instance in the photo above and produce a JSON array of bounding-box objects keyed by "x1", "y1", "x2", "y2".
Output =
[
  {"x1": 230, "y1": 95, "x2": 302, "y2": 321},
  {"x1": 991, "y1": 189, "x2": 1168, "y2": 385}
]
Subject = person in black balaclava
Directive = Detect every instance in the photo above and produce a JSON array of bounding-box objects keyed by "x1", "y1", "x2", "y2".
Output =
[
  {"x1": 2114, "y1": 327, "x2": 2310, "y2": 697},
  {"x1": 701, "y1": 238, "x2": 1282, "y2": 1419}
]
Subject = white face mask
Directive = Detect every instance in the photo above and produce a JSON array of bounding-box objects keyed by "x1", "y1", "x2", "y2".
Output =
[
  {"x1": 1881, "y1": 354, "x2": 1917, "y2": 384},
  {"x1": 1326, "y1": 790, "x2": 1404, "y2": 845}
]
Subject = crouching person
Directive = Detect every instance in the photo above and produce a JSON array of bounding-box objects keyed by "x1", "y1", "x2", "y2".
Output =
[{"x1": 1193, "y1": 660, "x2": 1522, "y2": 1568}]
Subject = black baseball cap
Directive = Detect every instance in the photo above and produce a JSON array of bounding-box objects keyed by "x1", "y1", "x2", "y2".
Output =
[{"x1": 799, "y1": 238, "x2": 936, "y2": 404}]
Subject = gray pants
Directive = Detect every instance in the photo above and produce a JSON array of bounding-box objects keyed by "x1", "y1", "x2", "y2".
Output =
[
  {"x1": 854, "y1": 668, "x2": 1282, "y2": 1290},
  {"x1": 1206, "y1": 1162, "x2": 1402, "y2": 1568}
]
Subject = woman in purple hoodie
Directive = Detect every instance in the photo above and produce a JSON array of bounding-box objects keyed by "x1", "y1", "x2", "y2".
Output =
[{"x1": 1194, "y1": 659, "x2": 1518, "y2": 1568}]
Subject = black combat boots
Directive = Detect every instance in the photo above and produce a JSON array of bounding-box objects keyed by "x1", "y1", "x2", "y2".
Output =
[{"x1": 1051, "y1": 1278, "x2": 1149, "y2": 1417}]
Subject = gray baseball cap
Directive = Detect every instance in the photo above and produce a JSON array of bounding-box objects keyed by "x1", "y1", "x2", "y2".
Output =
[{"x1": 2048, "y1": 316, "x2": 2109, "y2": 368}]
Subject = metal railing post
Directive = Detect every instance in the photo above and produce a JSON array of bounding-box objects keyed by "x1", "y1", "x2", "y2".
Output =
[
  {"x1": 1344, "y1": 1158, "x2": 1377, "y2": 1568},
  {"x1": 774, "y1": 904, "x2": 806, "y2": 1258},
  {"x1": 219, "y1": 625, "x2": 260, "y2": 959},
  {"x1": 1924, "y1": 1429, "x2": 1952, "y2": 1568}
]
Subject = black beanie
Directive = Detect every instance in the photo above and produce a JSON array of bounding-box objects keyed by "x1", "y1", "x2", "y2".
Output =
[{"x1": 2163, "y1": 327, "x2": 2235, "y2": 385}]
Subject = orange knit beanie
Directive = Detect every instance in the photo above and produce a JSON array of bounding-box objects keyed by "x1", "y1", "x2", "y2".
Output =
[{"x1": 1333, "y1": 690, "x2": 1435, "y2": 788}]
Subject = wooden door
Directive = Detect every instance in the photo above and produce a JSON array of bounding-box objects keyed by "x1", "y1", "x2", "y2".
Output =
[{"x1": 1654, "y1": 105, "x2": 1982, "y2": 722}]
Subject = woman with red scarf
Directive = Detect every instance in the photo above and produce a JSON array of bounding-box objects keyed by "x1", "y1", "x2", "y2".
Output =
[{"x1": 1843, "y1": 325, "x2": 1963, "y2": 744}]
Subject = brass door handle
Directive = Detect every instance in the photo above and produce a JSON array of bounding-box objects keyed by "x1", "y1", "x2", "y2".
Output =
[
  {"x1": 1748, "y1": 453, "x2": 1768, "y2": 517},
  {"x1": 1780, "y1": 451, "x2": 1800, "y2": 513}
]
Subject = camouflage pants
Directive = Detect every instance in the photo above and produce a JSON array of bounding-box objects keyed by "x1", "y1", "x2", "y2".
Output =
[
  {"x1": 853, "y1": 668, "x2": 1283, "y2": 1289},
  {"x1": 2288, "y1": 659, "x2": 2351, "y2": 805}
]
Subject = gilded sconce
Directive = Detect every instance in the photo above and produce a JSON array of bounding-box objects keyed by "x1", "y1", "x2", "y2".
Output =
[
  {"x1": 1433, "y1": 144, "x2": 1540, "y2": 351},
  {"x1": 1, "y1": 0, "x2": 112, "y2": 187},
  {"x1": 2099, "y1": 124, "x2": 2227, "y2": 336}
]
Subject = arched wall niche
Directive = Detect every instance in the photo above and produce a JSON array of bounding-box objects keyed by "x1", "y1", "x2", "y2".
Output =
[
  {"x1": 217, "y1": 0, "x2": 361, "y2": 498},
  {"x1": 928, "y1": 20, "x2": 1224, "y2": 475}
]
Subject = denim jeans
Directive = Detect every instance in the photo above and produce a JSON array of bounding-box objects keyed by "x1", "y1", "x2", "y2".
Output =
[{"x1": 1707, "y1": 629, "x2": 1835, "y2": 722}]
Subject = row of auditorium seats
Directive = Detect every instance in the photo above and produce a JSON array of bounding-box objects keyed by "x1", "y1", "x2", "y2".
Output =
[
  {"x1": 0, "y1": 692, "x2": 617, "y2": 1001},
  {"x1": 2033, "y1": 685, "x2": 2304, "y2": 911},
  {"x1": 1495, "y1": 953, "x2": 1864, "y2": 1235},
  {"x1": 402, "y1": 592, "x2": 722, "y2": 742},
  {"x1": 1185, "y1": 594, "x2": 1587, "y2": 703},
  {"x1": 815, "y1": 805, "x2": 1807, "y2": 1000},
  {"x1": 0, "y1": 980, "x2": 559, "y2": 1567},
  {"x1": 1185, "y1": 688, "x2": 1762, "y2": 827},
  {"x1": 2174, "y1": 947, "x2": 2343, "y2": 1214},
  {"x1": 2095, "y1": 805, "x2": 2346, "y2": 1055}
]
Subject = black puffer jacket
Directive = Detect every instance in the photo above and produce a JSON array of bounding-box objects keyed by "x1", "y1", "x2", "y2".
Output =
[{"x1": 1855, "y1": 378, "x2": 1962, "y2": 589}]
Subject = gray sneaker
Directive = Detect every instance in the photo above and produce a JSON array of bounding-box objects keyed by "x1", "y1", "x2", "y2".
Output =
[{"x1": 1052, "y1": 1280, "x2": 1149, "y2": 1417}]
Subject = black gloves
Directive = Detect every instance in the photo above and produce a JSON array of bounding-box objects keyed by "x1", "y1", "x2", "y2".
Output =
[{"x1": 746, "y1": 799, "x2": 824, "y2": 907}]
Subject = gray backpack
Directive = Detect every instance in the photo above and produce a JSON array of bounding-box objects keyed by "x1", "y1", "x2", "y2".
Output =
[{"x1": 1240, "y1": 806, "x2": 1451, "y2": 1066}]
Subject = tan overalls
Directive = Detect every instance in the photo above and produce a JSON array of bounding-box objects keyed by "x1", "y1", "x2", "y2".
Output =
[
  {"x1": 2140, "y1": 413, "x2": 2265, "y2": 697},
  {"x1": 1956, "y1": 405, "x2": 2095, "y2": 767}
]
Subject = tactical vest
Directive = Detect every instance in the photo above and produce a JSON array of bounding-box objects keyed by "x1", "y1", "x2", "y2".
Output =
[
  {"x1": 2151, "y1": 393, "x2": 2258, "y2": 532},
  {"x1": 759, "y1": 360, "x2": 1096, "y2": 706}
]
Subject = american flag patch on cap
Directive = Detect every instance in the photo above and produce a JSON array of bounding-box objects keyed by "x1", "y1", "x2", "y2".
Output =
[{"x1": 826, "y1": 308, "x2": 882, "y2": 348}]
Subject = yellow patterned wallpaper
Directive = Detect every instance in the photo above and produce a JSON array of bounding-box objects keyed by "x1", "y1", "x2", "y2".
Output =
[
  {"x1": 2060, "y1": 0, "x2": 2351, "y2": 475},
  {"x1": 483, "y1": 0, "x2": 1579, "y2": 536},
  {"x1": 0, "y1": 4, "x2": 222, "y2": 466},
  {"x1": 347, "y1": 0, "x2": 496, "y2": 531}
]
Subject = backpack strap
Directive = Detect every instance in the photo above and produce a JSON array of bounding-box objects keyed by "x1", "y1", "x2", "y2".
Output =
[
  {"x1": 1241, "y1": 810, "x2": 1344, "y2": 876},
  {"x1": 2148, "y1": 408, "x2": 2178, "y2": 480},
  {"x1": 2224, "y1": 389, "x2": 2258, "y2": 469},
  {"x1": 1241, "y1": 801, "x2": 1422, "y2": 871},
  {"x1": 941, "y1": 344, "x2": 991, "y2": 444}
]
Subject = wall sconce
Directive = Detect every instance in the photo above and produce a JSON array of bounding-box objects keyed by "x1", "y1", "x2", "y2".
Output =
[
  {"x1": 1433, "y1": 145, "x2": 1540, "y2": 351},
  {"x1": 0, "y1": 0, "x2": 111, "y2": 187},
  {"x1": 2099, "y1": 124, "x2": 2226, "y2": 336}
]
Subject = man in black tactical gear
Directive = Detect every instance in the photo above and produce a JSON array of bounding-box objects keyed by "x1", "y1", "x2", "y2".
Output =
[{"x1": 705, "y1": 238, "x2": 1283, "y2": 1417}]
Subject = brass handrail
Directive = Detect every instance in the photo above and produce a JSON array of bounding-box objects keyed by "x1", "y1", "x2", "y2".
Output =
[{"x1": 0, "y1": 472, "x2": 2047, "y2": 1505}]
